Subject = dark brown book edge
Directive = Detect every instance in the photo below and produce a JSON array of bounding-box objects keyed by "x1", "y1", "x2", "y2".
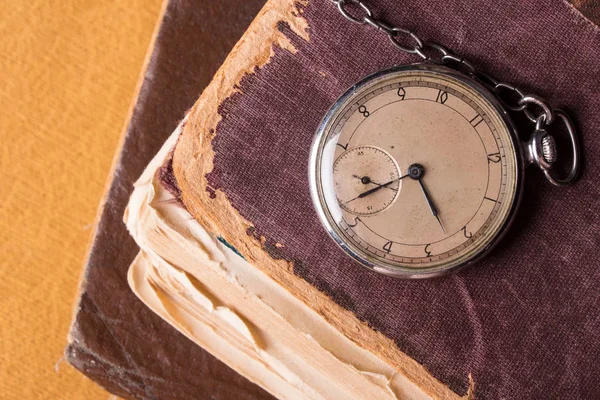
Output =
[{"x1": 64, "y1": 1, "x2": 273, "y2": 399}]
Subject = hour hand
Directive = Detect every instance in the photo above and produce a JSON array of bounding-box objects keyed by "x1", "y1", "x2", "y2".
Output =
[
  {"x1": 417, "y1": 179, "x2": 445, "y2": 233},
  {"x1": 408, "y1": 164, "x2": 445, "y2": 234}
]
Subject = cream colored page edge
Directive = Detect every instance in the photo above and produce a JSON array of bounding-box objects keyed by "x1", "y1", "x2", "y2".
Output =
[{"x1": 124, "y1": 120, "x2": 443, "y2": 400}]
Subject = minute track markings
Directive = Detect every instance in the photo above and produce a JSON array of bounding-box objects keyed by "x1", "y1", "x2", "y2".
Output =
[
  {"x1": 339, "y1": 160, "x2": 505, "y2": 254},
  {"x1": 345, "y1": 83, "x2": 496, "y2": 146},
  {"x1": 339, "y1": 187, "x2": 506, "y2": 259},
  {"x1": 344, "y1": 209, "x2": 487, "y2": 249},
  {"x1": 339, "y1": 186, "x2": 508, "y2": 260}
]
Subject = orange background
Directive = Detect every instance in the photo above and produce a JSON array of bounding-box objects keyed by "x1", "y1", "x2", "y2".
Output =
[{"x1": 0, "y1": 1, "x2": 164, "y2": 398}]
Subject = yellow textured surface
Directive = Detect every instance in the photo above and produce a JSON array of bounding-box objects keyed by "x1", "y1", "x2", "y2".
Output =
[{"x1": 0, "y1": 1, "x2": 164, "y2": 398}]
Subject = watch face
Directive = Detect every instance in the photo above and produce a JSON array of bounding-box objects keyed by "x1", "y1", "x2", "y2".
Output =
[{"x1": 309, "y1": 64, "x2": 523, "y2": 278}]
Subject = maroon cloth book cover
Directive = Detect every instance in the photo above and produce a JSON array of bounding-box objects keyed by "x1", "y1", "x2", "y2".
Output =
[{"x1": 172, "y1": 0, "x2": 600, "y2": 398}]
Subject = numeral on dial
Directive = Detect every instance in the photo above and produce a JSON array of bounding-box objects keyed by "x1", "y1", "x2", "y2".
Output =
[
  {"x1": 397, "y1": 87, "x2": 406, "y2": 100},
  {"x1": 462, "y1": 226, "x2": 473, "y2": 239},
  {"x1": 436, "y1": 90, "x2": 448, "y2": 104},
  {"x1": 383, "y1": 241, "x2": 393, "y2": 253},
  {"x1": 358, "y1": 105, "x2": 370, "y2": 117},
  {"x1": 488, "y1": 153, "x2": 501, "y2": 163},
  {"x1": 424, "y1": 243, "x2": 432, "y2": 257},
  {"x1": 470, "y1": 114, "x2": 484, "y2": 127}
]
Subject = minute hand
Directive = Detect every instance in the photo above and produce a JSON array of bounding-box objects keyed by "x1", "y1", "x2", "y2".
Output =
[{"x1": 417, "y1": 179, "x2": 446, "y2": 233}]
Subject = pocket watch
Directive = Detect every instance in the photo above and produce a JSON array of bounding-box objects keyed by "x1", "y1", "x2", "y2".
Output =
[{"x1": 308, "y1": 1, "x2": 581, "y2": 278}]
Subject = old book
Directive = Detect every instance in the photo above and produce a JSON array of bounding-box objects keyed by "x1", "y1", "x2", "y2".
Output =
[
  {"x1": 73, "y1": 0, "x2": 600, "y2": 398},
  {"x1": 123, "y1": 0, "x2": 600, "y2": 398}
]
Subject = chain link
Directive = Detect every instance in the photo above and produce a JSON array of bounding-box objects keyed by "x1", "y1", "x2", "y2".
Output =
[
  {"x1": 329, "y1": 0, "x2": 580, "y2": 185},
  {"x1": 330, "y1": 0, "x2": 560, "y2": 128}
]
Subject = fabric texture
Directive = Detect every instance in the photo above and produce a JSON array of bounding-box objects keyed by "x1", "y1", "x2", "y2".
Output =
[{"x1": 202, "y1": 0, "x2": 600, "y2": 398}]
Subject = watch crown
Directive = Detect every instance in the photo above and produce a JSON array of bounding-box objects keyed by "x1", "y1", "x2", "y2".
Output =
[{"x1": 541, "y1": 135, "x2": 557, "y2": 164}]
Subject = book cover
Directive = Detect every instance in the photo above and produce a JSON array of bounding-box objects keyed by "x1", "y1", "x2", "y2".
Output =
[
  {"x1": 69, "y1": 0, "x2": 600, "y2": 398},
  {"x1": 170, "y1": 0, "x2": 600, "y2": 398}
]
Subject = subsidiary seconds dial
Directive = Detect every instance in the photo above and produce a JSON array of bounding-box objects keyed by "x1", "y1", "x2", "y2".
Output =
[{"x1": 333, "y1": 146, "x2": 401, "y2": 216}]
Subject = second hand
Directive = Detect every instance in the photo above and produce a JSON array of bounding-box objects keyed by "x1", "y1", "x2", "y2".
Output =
[{"x1": 343, "y1": 173, "x2": 410, "y2": 205}]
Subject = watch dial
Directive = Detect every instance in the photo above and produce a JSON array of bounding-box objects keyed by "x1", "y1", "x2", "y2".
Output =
[{"x1": 310, "y1": 66, "x2": 520, "y2": 277}]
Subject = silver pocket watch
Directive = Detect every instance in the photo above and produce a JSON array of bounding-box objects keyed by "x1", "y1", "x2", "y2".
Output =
[{"x1": 308, "y1": 0, "x2": 581, "y2": 278}]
